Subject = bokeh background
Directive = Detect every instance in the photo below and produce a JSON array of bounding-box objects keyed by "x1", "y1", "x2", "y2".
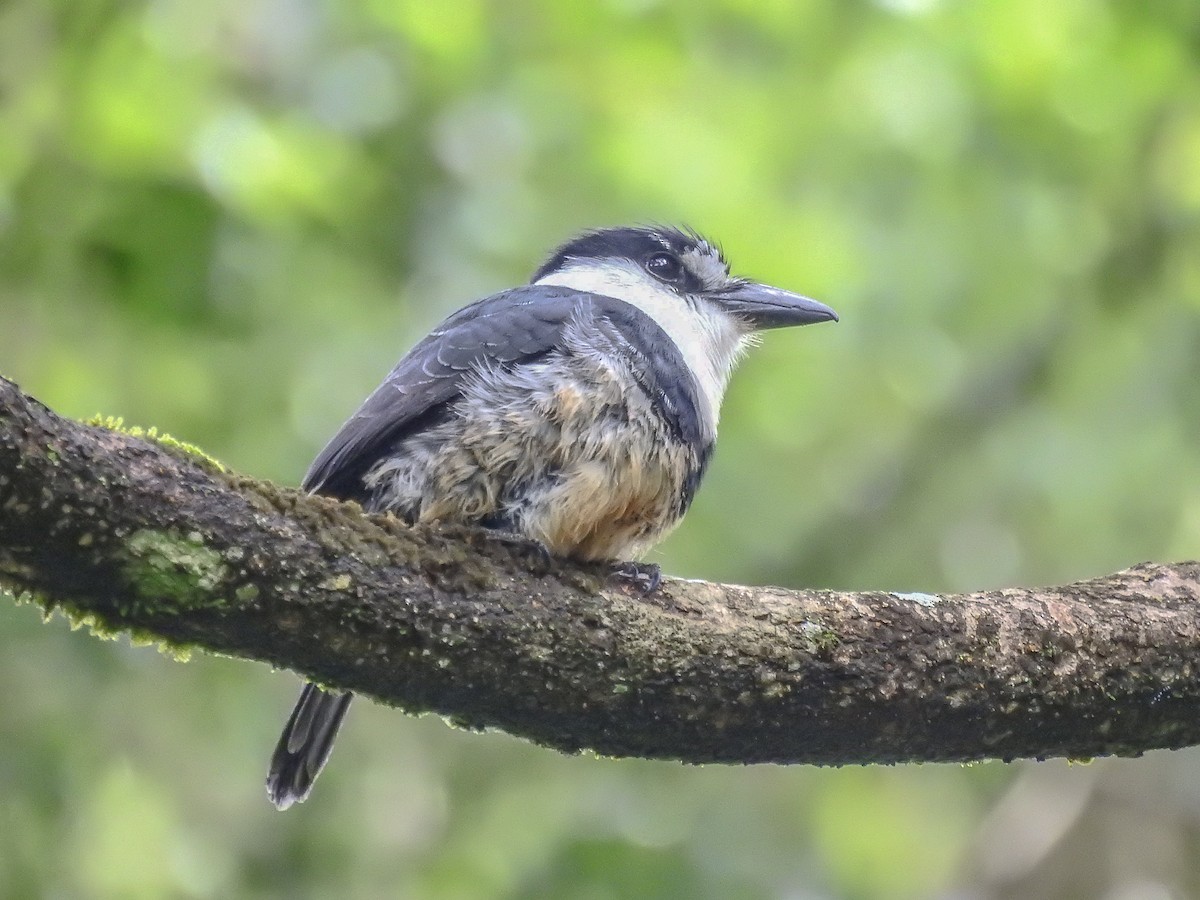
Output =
[{"x1": 2, "y1": 1, "x2": 1200, "y2": 897}]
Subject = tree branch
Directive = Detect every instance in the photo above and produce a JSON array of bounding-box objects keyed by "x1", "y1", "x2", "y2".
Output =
[{"x1": 1, "y1": 375, "x2": 1198, "y2": 766}]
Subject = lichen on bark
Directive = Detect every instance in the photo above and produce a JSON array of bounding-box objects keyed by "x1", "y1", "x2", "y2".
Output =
[{"x1": 119, "y1": 528, "x2": 231, "y2": 613}]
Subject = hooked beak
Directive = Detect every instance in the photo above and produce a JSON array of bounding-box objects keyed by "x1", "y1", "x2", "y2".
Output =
[{"x1": 713, "y1": 282, "x2": 839, "y2": 330}]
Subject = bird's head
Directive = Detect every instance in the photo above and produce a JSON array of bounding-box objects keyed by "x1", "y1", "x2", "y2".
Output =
[{"x1": 531, "y1": 225, "x2": 838, "y2": 332}]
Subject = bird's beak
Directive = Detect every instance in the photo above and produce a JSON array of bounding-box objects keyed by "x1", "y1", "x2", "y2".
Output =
[{"x1": 713, "y1": 282, "x2": 839, "y2": 330}]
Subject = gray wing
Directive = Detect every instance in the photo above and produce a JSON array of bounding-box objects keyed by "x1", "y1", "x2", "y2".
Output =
[{"x1": 302, "y1": 285, "x2": 591, "y2": 499}]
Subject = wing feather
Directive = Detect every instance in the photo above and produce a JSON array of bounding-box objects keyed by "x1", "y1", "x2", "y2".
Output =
[
  {"x1": 302, "y1": 285, "x2": 589, "y2": 499},
  {"x1": 301, "y1": 283, "x2": 709, "y2": 502}
]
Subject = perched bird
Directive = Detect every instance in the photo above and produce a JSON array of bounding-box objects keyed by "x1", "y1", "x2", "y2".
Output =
[{"x1": 266, "y1": 225, "x2": 837, "y2": 809}]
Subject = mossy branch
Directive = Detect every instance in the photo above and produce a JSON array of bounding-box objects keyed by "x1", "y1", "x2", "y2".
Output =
[{"x1": 2, "y1": 375, "x2": 1199, "y2": 765}]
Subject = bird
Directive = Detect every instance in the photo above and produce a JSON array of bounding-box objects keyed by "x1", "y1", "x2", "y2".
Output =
[{"x1": 266, "y1": 225, "x2": 838, "y2": 809}]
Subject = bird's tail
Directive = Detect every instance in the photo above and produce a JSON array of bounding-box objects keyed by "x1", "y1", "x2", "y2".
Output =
[{"x1": 266, "y1": 682, "x2": 353, "y2": 809}]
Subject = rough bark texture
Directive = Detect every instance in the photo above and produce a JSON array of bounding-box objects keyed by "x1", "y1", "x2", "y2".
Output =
[{"x1": 1, "y1": 375, "x2": 1198, "y2": 765}]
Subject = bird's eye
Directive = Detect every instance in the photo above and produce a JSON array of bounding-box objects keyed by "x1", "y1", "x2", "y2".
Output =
[{"x1": 645, "y1": 252, "x2": 683, "y2": 283}]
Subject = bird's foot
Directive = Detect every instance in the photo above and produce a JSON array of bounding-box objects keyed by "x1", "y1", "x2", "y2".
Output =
[{"x1": 608, "y1": 561, "x2": 662, "y2": 596}]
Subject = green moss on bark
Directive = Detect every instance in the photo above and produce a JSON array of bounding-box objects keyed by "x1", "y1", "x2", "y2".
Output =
[{"x1": 88, "y1": 415, "x2": 226, "y2": 473}]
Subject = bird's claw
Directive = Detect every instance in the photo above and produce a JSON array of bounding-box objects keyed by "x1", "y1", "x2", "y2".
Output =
[{"x1": 609, "y1": 561, "x2": 662, "y2": 596}]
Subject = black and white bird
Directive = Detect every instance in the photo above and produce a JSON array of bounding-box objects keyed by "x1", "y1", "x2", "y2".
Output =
[{"x1": 266, "y1": 225, "x2": 837, "y2": 809}]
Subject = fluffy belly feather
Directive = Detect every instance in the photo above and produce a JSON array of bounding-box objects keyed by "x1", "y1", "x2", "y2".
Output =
[{"x1": 364, "y1": 354, "x2": 707, "y2": 562}]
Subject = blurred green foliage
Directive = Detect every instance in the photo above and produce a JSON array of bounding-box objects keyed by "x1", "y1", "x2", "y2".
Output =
[{"x1": 2, "y1": 1, "x2": 1200, "y2": 897}]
